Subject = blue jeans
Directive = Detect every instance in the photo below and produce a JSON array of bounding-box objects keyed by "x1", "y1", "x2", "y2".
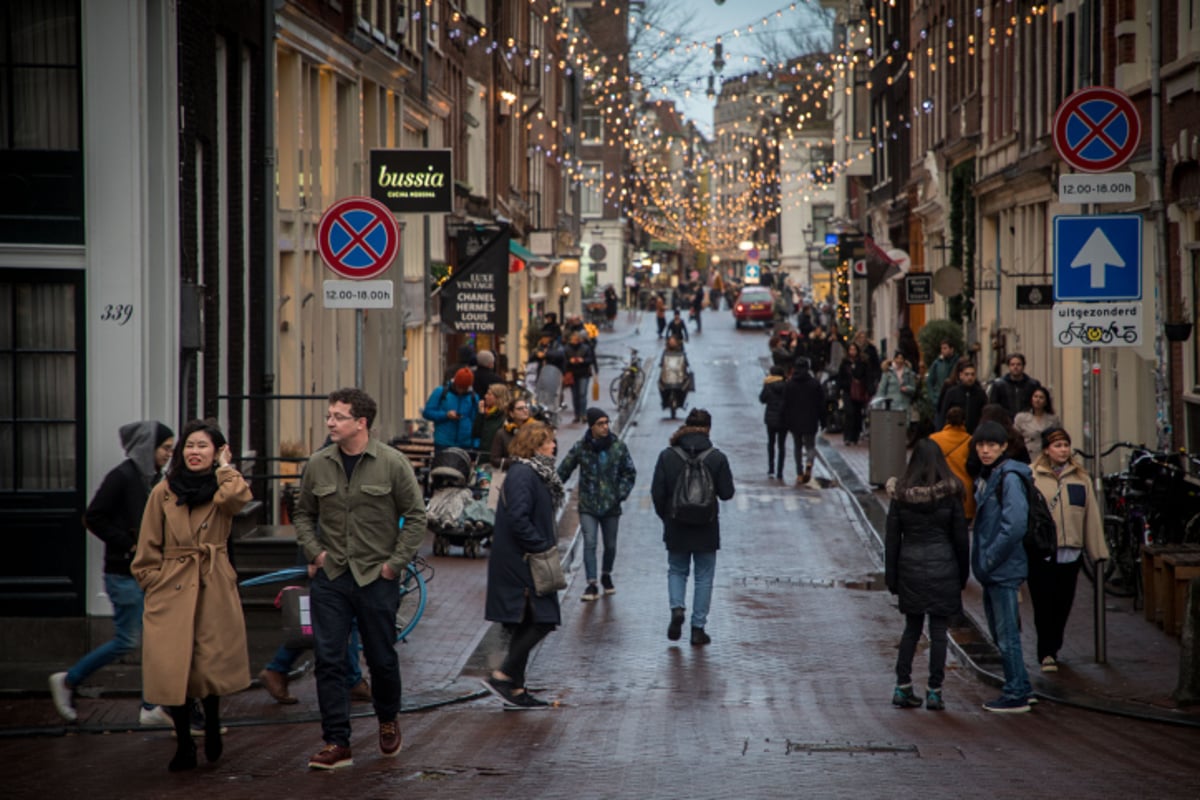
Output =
[
  {"x1": 67, "y1": 574, "x2": 144, "y2": 691},
  {"x1": 983, "y1": 584, "x2": 1032, "y2": 700},
  {"x1": 264, "y1": 622, "x2": 363, "y2": 688},
  {"x1": 667, "y1": 550, "x2": 716, "y2": 629},
  {"x1": 579, "y1": 513, "x2": 619, "y2": 582},
  {"x1": 310, "y1": 570, "x2": 401, "y2": 747},
  {"x1": 569, "y1": 376, "x2": 590, "y2": 419}
]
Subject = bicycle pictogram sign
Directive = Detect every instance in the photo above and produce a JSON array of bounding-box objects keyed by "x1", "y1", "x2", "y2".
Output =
[{"x1": 1052, "y1": 87, "x2": 1141, "y2": 173}]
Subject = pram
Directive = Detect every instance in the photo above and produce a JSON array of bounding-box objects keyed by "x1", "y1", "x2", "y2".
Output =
[{"x1": 427, "y1": 447, "x2": 495, "y2": 558}]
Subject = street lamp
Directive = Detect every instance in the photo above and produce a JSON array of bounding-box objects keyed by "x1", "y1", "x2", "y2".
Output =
[{"x1": 559, "y1": 283, "x2": 571, "y2": 322}]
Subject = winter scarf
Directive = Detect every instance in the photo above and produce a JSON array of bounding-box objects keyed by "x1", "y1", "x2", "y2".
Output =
[
  {"x1": 168, "y1": 468, "x2": 219, "y2": 509},
  {"x1": 585, "y1": 430, "x2": 615, "y2": 452},
  {"x1": 515, "y1": 454, "x2": 565, "y2": 510}
]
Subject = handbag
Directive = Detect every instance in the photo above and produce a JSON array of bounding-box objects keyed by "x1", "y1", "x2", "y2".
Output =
[
  {"x1": 524, "y1": 546, "x2": 567, "y2": 596},
  {"x1": 278, "y1": 585, "x2": 314, "y2": 650},
  {"x1": 562, "y1": 370, "x2": 575, "y2": 387},
  {"x1": 849, "y1": 377, "x2": 868, "y2": 404}
]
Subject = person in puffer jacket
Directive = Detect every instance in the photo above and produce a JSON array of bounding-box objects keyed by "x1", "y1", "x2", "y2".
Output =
[
  {"x1": 423, "y1": 368, "x2": 479, "y2": 450},
  {"x1": 885, "y1": 439, "x2": 968, "y2": 712},
  {"x1": 758, "y1": 365, "x2": 787, "y2": 478}
]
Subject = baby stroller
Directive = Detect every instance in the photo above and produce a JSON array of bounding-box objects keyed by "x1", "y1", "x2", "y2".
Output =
[
  {"x1": 820, "y1": 368, "x2": 845, "y2": 434},
  {"x1": 427, "y1": 447, "x2": 495, "y2": 558}
]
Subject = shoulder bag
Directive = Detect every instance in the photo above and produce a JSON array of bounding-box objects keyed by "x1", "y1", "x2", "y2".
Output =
[{"x1": 500, "y1": 481, "x2": 566, "y2": 595}]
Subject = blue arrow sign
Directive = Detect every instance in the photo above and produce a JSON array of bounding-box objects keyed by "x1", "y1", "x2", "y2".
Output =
[{"x1": 1053, "y1": 214, "x2": 1142, "y2": 302}]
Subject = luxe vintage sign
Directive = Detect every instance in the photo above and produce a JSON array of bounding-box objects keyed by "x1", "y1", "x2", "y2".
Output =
[
  {"x1": 370, "y1": 149, "x2": 453, "y2": 213},
  {"x1": 435, "y1": 227, "x2": 510, "y2": 334}
]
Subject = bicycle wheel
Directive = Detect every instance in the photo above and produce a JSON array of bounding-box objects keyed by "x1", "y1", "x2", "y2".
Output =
[
  {"x1": 395, "y1": 563, "x2": 428, "y2": 642},
  {"x1": 1103, "y1": 515, "x2": 1138, "y2": 598},
  {"x1": 609, "y1": 374, "x2": 624, "y2": 405}
]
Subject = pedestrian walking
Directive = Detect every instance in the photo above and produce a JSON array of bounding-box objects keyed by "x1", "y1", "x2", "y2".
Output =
[
  {"x1": 563, "y1": 331, "x2": 596, "y2": 424},
  {"x1": 988, "y1": 353, "x2": 1043, "y2": 419},
  {"x1": 690, "y1": 286, "x2": 704, "y2": 333},
  {"x1": 132, "y1": 418, "x2": 252, "y2": 770},
  {"x1": 666, "y1": 309, "x2": 689, "y2": 343},
  {"x1": 759, "y1": 365, "x2": 788, "y2": 478},
  {"x1": 938, "y1": 358, "x2": 987, "y2": 434},
  {"x1": 1029, "y1": 426, "x2": 1108, "y2": 673},
  {"x1": 781, "y1": 357, "x2": 825, "y2": 484},
  {"x1": 295, "y1": 388, "x2": 427, "y2": 770},
  {"x1": 650, "y1": 409, "x2": 736, "y2": 645},
  {"x1": 1013, "y1": 386, "x2": 1061, "y2": 460},
  {"x1": 885, "y1": 439, "x2": 968, "y2": 711},
  {"x1": 971, "y1": 420, "x2": 1034, "y2": 713},
  {"x1": 929, "y1": 406, "x2": 976, "y2": 521},
  {"x1": 472, "y1": 350, "x2": 504, "y2": 398},
  {"x1": 557, "y1": 408, "x2": 637, "y2": 601},
  {"x1": 872, "y1": 351, "x2": 917, "y2": 412},
  {"x1": 49, "y1": 421, "x2": 175, "y2": 726},
  {"x1": 837, "y1": 342, "x2": 870, "y2": 445},
  {"x1": 925, "y1": 339, "x2": 959, "y2": 427},
  {"x1": 484, "y1": 421, "x2": 564, "y2": 709},
  {"x1": 655, "y1": 293, "x2": 667, "y2": 339},
  {"x1": 473, "y1": 383, "x2": 512, "y2": 456},
  {"x1": 423, "y1": 368, "x2": 479, "y2": 450},
  {"x1": 603, "y1": 285, "x2": 619, "y2": 331}
]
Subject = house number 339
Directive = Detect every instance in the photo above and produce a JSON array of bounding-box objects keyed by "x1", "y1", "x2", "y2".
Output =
[{"x1": 100, "y1": 304, "x2": 134, "y2": 325}]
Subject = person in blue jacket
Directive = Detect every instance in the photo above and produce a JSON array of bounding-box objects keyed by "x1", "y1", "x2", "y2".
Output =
[
  {"x1": 423, "y1": 367, "x2": 479, "y2": 450},
  {"x1": 971, "y1": 420, "x2": 1033, "y2": 713}
]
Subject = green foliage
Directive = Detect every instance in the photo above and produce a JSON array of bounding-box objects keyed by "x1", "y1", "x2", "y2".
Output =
[
  {"x1": 917, "y1": 319, "x2": 965, "y2": 369},
  {"x1": 430, "y1": 259, "x2": 451, "y2": 284}
]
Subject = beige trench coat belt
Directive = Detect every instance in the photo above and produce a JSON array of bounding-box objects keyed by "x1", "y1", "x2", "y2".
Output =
[{"x1": 162, "y1": 544, "x2": 226, "y2": 576}]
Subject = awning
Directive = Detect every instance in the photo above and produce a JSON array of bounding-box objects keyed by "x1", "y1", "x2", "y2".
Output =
[{"x1": 510, "y1": 239, "x2": 558, "y2": 275}]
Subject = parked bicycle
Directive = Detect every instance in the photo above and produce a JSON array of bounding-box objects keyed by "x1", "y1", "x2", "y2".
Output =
[{"x1": 609, "y1": 348, "x2": 645, "y2": 412}]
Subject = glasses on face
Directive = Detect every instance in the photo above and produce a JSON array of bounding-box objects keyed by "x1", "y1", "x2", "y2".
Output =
[
  {"x1": 325, "y1": 413, "x2": 355, "y2": 423},
  {"x1": 513, "y1": 405, "x2": 529, "y2": 412}
]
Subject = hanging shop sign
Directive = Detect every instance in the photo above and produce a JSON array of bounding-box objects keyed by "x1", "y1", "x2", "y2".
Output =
[
  {"x1": 370, "y1": 149, "x2": 453, "y2": 213},
  {"x1": 435, "y1": 227, "x2": 510, "y2": 334}
]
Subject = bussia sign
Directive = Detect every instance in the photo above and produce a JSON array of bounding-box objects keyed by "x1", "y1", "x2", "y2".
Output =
[{"x1": 370, "y1": 149, "x2": 453, "y2": 213}]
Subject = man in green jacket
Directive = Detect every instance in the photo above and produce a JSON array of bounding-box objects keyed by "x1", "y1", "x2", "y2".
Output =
[{"x1": 295, "y1": 387, "x2": 426, "y2": 771}]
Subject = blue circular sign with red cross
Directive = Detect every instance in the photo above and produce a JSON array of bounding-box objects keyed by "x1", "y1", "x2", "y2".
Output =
[
  {"x1": 317, "y1": 196, "x2": 400, "y2": 280},
  {"x1": 1052, "y1": 87, "x2": 1141, "y2": 173}
]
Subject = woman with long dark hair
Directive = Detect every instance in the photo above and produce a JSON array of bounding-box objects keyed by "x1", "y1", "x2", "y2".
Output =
[
  {"x1": 885, "y1": 438, "x2": 968, "y2": 711},
  {"x1": 483, "y1": 421, "x2": 564, "y2": 708},
  {"x1": 133, "y1": 419, "x2": 252, "y2": 770},
  {"x1": 837, "y1": 342, "x2": 869, "y2": 445}
]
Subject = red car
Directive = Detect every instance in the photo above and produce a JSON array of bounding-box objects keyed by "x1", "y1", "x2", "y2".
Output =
[{"x1": 733, "y1": 286, "x2": 775, "y2": 328}]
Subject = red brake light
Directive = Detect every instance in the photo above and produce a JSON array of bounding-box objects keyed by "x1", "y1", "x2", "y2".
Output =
[{"x1": 735, "y1": 304, "x2": 745, "y2": 313}]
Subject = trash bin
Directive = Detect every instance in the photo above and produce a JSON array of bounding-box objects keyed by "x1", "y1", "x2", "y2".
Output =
[{"x1": 868, "y1": 407, "x2": 909, "y2": 486}]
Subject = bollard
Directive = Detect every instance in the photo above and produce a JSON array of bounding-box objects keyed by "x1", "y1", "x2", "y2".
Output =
[
  {"x1": 1174, "y1": 577, "x2": 1200, "y2": 705},
  {"x1": 1094, "y1": 558, "x2": 1107, "y2": 664}
]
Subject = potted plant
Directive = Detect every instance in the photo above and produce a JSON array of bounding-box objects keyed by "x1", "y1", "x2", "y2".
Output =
[{"x1": 1165, "y1": 318, "x2": 1193, "y2": 342}]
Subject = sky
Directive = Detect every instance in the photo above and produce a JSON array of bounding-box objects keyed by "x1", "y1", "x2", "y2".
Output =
[{"x1": 629, "y1": 0, "x2": 835, "y2": 136}]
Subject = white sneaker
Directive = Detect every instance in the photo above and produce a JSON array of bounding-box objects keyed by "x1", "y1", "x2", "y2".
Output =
[
  {"x1": 139, "y1": 704, "x2": 173, "y2": 727},
  {"x1": 48, "y1": 672, "x2": 77, "y2": 722}
]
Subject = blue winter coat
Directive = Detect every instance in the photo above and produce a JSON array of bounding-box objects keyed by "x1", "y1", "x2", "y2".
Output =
[
  {"x1": 485, "y1": 462, "x2": 562, "y2": 625},
  {"x1": 422, "y1": 383, "x2": 479, "y2": 448},
  {"x1": 971, "y1": 458, "x2": 1030, "y2": 587}
]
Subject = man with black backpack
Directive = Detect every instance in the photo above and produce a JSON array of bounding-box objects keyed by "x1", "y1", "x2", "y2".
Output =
[{"x1": 650, "y1": 408, "x2": 735, "y2": 646}]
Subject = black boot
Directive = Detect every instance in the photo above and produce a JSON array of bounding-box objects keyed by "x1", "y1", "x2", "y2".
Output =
[
  {"x1": 168, "y1": 704, "x2": 197, "y2": 772},
  {"x1": 202, "y1": 695, "x2": 222, "y2": 763}
]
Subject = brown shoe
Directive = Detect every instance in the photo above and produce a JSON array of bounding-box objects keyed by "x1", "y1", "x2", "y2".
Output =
[
  {"x1": 379, "y1": 720, "x2": 402, "y2": 757},
  {"x1": 308, "y1": 742, "x2": 353, "y2": 770},
  {"x1": 349, "y1": 679, "x2": 372, "y2": 702},
  {"x1": 258, "y1": 669, "x2": 297, "y2": 705}
]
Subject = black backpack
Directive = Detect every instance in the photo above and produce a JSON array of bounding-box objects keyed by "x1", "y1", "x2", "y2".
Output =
[
  {"x1": 998, "y1": 470, "x2": 1058, "y2": 562},
  {"x1": 668, "y1": 446, "x2": 717, "y2": 525}
]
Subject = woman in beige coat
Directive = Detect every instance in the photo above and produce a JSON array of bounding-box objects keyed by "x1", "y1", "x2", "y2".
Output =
[
  {"x1": 133, "y1": 419, "x2": 252, "y2": 771},
  {"x1": 1029, "y1": 425, "x2": 1109, "y2": 674}
]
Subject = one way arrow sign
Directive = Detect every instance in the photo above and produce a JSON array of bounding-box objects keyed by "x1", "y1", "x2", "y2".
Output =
[{"x1": 1054, "y1": 214, "x2": 1142, "y2": 302}]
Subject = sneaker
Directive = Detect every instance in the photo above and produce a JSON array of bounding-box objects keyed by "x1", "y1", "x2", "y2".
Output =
[
  {"x1": 892, "y1": 684, "x2": 923, "y2": 709},
  {"x1": 1027, "y1": 695, "x2": 1039, "y2": 706},
  {"x1": 378, "y1": 720, "x2": 402, "y2": 757},
  {"x1": 1041, "y1": 656, "x2": 1058, "y2": 673},
  {"x1": 508, "y1": 692, "x2": 551, "y2": 710},
  {"x1": 308, "y1": 743, "x2": 353, "y2": 770},
  {"x1": 925, "y1": 689, "x2": 945, "y2": 711},
  {"x1": 982, "y1": 695, "x2": 1031, "y2": 713},
  {"x1": 139, "y1": 704, "x2": 173, "y2": 727},
  {"x1": 600, "y1": 574, "x2": 615, "y2": 595},
  {"x1": 690, "y1": 626, "x2": 711, "y2": 646},
  {"x1": 48, "y1": 672, "x2": 77, "y2": 722},
  {"x1": 350, "y1": 678, "x2": 373, "y2": 702},
  {"x1": 259, "y1": 668, "x2": 298, "y2": 704},
  {"x1": 802, "y1": 469, "x2": 812, "y2": 483},
  {"x1": 581, "y1": 583, "x2": 600, "y2": 602},
  {"x1": 667, "y1": 608, "x2": 685, "y2": 641},
  {"x1": 481, "y1": 675, "x2": 521, "y2": 707}
]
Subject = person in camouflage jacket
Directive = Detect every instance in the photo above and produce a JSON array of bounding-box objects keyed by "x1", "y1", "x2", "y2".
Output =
[{"x1": 557, "y1": 408, "x2": 637, "y2": 601}]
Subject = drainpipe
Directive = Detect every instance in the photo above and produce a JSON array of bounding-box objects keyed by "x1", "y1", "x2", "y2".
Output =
[
  {"x1": 262, "y1": 0, "x2": 277, "y2": 468},
  {"x1": 1150, "y1": 0, "x2": 1170, "y2": 450}
]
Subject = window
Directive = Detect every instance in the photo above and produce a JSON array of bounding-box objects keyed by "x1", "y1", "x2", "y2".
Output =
[
  {"x1": 812, "y1": 204, "x2": 834, "y2": 243},
  {"x1": 580, "y1": 161, "x2": 603, "y2": 218},
  {"x1": 581, "y1": 108, "x2": 603, "y2": 144}
]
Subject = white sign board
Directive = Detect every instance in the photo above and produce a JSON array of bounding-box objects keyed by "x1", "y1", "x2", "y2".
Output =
[
  {"x1": 1052, "y1": 301, "x2": 1142, "y2": 348},
  {"x1": 1058, "y1": 172, "x2": 1135, "y2": 204},
  {"x1": 323, "y1": 280, "x2": 394, "y2": 309}
]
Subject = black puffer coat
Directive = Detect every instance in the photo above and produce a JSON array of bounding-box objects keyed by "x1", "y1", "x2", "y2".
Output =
[
  {"x1": 650, "y1": 428, "x2": 735, "y2": 552},
  {"x1": 884, "y1": 478, "x2": 968, "y2": 616},
  {"x1": 758, "y1": 375, "x2": 786, "y2": 429}
]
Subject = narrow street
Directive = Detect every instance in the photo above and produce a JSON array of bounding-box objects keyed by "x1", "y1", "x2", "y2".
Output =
[{"x1": 7, "y1": 312, "x2": 1200, "y2": 798}]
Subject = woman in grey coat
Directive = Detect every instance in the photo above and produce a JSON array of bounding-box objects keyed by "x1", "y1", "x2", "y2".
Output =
[
  {"x1": 885, "y1": 438, "x2": 968, "y2": 711},
  {"x1": 483, "y1": 421, "x2": 564, "y2": 709}
]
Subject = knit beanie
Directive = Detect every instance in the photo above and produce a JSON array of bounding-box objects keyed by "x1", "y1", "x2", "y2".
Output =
[
  {"x1": 585, "y1": 408, "x2": 609, "y2": 427},
  {"x1": 155, "y1": 422, "x2": 175, "y2": 447},
  {"x1": 972, "y1": 420, "x2": 1009, "y2": 447},
  {"x1": 453, "y1": 367, "x2": 474, "y2": 392}
]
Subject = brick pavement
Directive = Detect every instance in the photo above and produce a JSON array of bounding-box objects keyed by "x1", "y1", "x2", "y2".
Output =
[{"x1": 820, "y1": 433, "x2": 1200, "y2": 725}]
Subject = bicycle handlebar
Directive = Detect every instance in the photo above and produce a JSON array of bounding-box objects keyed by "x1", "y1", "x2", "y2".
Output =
[{"x1": 1074, "y1": 441, "x2": 1145, "y2": 460}]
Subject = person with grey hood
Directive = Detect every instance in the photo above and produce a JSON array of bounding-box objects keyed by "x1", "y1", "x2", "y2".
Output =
[{"x1": 50, "y1": 421, "x2": 176, "y2": 726}]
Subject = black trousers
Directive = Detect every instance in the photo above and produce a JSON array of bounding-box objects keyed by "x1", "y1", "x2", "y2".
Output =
[
  {"x1": 896, "y1": 613, "x2": 949, "y2": 689},
  {"x1": 1026, "y1": 556, "x2": 1082, "y2": 661},
  {"x1": 766, "y1": 427, "x2": 786, "y2": 474},
  {"x1": 501, "y1": 601, "x2": 555, "y2": 688}
]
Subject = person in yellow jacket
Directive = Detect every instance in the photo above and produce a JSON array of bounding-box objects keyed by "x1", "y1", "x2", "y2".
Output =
[
  {"x1": 1029, "y1": 425, "x2": 1109, "y2": 673},
  {"x1": 929, "y1": 406, "x2": 975, "y2": 521}
]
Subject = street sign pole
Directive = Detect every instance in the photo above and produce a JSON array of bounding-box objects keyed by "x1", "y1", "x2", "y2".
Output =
[{"x1": 1082, "y1": 199, "x2": 1106, "y2": 665}]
